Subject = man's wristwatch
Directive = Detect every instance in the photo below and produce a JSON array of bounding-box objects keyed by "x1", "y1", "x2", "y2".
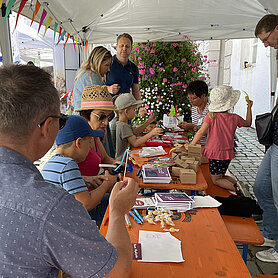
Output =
[{"x1": 193, "y1": 125, "x2": 198, "y2": 133}]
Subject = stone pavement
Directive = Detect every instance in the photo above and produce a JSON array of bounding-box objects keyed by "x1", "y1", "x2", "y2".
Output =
[{"x1": 230, "y1": 127, "x2": 278, "y2": 276}]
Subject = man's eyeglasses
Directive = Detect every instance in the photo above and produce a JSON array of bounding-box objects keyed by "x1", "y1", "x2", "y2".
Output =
[
  {"x1": 262, "y1": 28, "x2": 275, "y2": 44},
  {"x1": 38, "y1": 114, "x2": 68, "y2": 130},
  {"x1": 188, "y1": 96, "x2": 199, "y2": 101},
  {"x1": 91, "y1": 111, "x2": 115, "y2": 122}
]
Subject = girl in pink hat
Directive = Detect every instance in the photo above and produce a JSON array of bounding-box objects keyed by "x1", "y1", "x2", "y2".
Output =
[{"x1": 189, "y1": 85, "x2": 253, "y2": 194}]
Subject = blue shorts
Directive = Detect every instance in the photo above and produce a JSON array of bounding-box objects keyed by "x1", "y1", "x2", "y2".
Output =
[{"x1": 208, "y1": 159, "x2": 231, "y2": 175}]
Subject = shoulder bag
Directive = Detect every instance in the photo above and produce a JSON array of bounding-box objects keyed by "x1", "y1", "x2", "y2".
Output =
[{"x1": 255, "y1": 102, "x2": 278, "y2": 146}]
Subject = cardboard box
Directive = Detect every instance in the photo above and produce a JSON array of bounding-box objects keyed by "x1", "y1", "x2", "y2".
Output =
[
  {"x1": 182, "y1": 157, "x2": 196, "y2": 164},
  {"x1": 171, "y1": 166, "x2": 184, "y2": 176},
  {"x1": 189, "y1": 161, "x2": 199, "y2": 172},
  {"x1": 174, "y1": 158, "x2": 189, "y2": 169},
  {"x1": 188, "y1": 144, "x2": 202, "y2": 158},
  {"x1": 179, "y1": 169, "x2": 196, "y2": 184}
]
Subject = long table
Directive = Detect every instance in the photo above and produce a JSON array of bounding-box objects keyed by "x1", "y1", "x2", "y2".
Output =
[
  {"x1": 126, "y1": 146, "x2": 207, "y2": 191},
  {"x1": 100, "y1": 207, "x2": 252, "y2": 278}
]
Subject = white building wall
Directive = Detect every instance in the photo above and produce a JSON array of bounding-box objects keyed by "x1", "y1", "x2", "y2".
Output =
[{"x1": 230, "y1": 39, "x2": 271, "y2": 127}]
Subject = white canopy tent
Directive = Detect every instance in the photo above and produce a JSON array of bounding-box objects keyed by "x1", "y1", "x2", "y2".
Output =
[
  {"x1": 0, "y1": 0, "x2": 277, "y2": 104},
  {"x1": 8, "y1": 0, "x2": 278, "y2": 43}
]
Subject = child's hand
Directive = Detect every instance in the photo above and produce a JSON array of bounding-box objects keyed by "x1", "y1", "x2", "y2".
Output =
[
  {"x1": 150, "y1": 127, "x2": 163, "y2": 136},
  {"x1": 138, "y1": 107, "x2": 148, "y2": 117},
  {"x1": 246, "y1": 99, "x2": 253, "y2": 108}
]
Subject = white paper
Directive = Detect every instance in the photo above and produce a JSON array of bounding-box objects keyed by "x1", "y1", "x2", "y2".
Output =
[
  {"x1": 138, "y1": 230, "x2": 184, "y2": 263},
  {"x1": 191, "y1": 195, "x2": 222, "y2": 208}
]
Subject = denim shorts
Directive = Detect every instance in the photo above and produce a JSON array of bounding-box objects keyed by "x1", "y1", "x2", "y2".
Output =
[{"x1": 208, "y1": 159, "x2": 231, "y2": 175}]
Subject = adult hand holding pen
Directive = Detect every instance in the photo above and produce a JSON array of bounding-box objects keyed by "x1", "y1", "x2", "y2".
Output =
[{"x1": 106, "y1": 177, "x2": 138, "y2": 278}]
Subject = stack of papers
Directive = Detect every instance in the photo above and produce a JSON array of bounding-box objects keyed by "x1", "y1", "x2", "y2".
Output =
[
  {"x1": 154, "y1": 192, "x2": 194, "y2": 211},
  {"x1": 142, "y1": 165, "x2": 172, "y2": 184},
  {"x1": 139, "y1": 146, "x2": 167, "y2": 157},
  {"x1": 139, "y1": 230, "x2": 184, "y2": 262}
]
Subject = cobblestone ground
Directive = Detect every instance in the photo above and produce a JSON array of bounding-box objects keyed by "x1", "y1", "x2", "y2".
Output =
[{"x1": 229, "y1": 127, "x2": 265, "y2": 198}]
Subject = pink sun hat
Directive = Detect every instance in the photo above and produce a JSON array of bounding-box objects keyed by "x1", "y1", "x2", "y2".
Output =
[{"x1": 75, "y1": 85, "x2": 117, "y2": 112}]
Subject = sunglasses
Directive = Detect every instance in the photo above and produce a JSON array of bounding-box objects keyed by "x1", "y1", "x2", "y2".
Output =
[
  {"x1": 38, "y1": 114, "x2": 68, "y2": 130},
  {"x1": 91, "y1": 111, "x2": 115, "y2": 122}
]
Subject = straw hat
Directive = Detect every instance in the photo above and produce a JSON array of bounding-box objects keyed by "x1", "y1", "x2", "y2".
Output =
[
  {"x1": 209, "y1": 86, "x2": 241, "y2": 112},
  {"x1": 75, "y1": 85, "x2": 117, "y2": 112}
]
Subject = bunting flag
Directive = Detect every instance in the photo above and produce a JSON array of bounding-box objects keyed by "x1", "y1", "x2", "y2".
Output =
[
  {"x1": 57, "y1": 30, "x2": 66, "y2": 45},
  {"x1": 85, "y1": 39, "x2": 88, "y2": 52},
  {"x1": 2, "y1": 0, "x2": 16, "y2": 27},
  {"x1": 0, "y1": 0, "x2": 4, "y2": 9},
  {"x1": 57, "y1": 26, "x2": 62, "y2": 42},
  {"x1": 43, "y1": 16, "x2": 52, "y2": 37},
  {"x1": 37, "y1": 8, "x2": 47, "y2": 33},
  {"x1": 72, "y1": 36, "x2": 76, "y2": 52},
  {"x1": 53, "y1": 22, "x2": 58, "y2": 41},
  {"x1": 30, "y1": 0, "x2": 41, "y2": 26},
  {"x1": 75, "y1": 38, "x2": 79, "y2": 53},
  {"x1": 77, "y1": 38, "x2": 82, "y2": 53},
  {"x1": 63, "y1": 33, "x2": 70, "y2": 49},
  {"x1": 15, "y1": 0, "x2": 28, "y2": 29}
]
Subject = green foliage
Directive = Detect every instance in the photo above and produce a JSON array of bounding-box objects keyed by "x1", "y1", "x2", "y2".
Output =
[{"x1": 130, "y1": 40, "x2": 209, "y2": 124}]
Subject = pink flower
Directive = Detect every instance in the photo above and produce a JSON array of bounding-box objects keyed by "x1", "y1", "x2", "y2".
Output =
[
  {"x1": 139, "y1": 69, "x2": 145, "y2": 75},
  {"x1": 149, "y1": 110, "x2": 154, "y2": 114},
  {"x1": 191, "y1": 77, "x2": 194, "y2": 81},
  {"x1": 145, "y1": 104, "x2": 150, "y2": 109},
  {"x1": 191, "y1": 48, "x2": 196, "y2": 52},
  {"x1": 181, "y1": 58, "x2": 186, "y2": 62},
  {"x1": 173, "y1": 67, "x2": 178, "y2": 72},
  {"x1": 149, "y1": 68, "x2": 155, "y2": 75},
  {"x1": 172, "y1": 43, "x2": 178, "y2": 47},
  {"x1": 191, "y1": 68, "x2": 197, "y2": 72},
  {"x1": 159, "y1": 67, "x2": 165, "y2": 71},
  {"x1": 180, "y1": 44, "x2": 183, "y2": 47},
  {"x1": 163, "y1": 78, "x2": 167, "y2": 83},
  {"x1": 187, "y1": 62, "x2": 192, "y2": 67},
  {"x1": 138, "y1": 77, "x2": 141, "y2": 81},
  {"x1": 177, "y1": 77, "x2": 179, "y2": 80},
  {"x1": 138, "y1": 57, "x2": 142, "y2": 60},
  {"x1": 150, "y1": 50, "x2": 155, "y2": 54},
  {"x1": 151, "y1": 44, "x2": 156, "y2": 47},
  {"x1": 184, "y1": 73, "x2": 187, "y2": 77}
]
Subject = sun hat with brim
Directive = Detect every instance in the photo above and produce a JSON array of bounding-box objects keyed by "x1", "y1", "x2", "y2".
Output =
[
  {"x1": 209, "y1": 86, "x2": 241, "y2": 112},
  {"x1": 114, "y1": 93, "x2": 143, "y2": 110},
  {"x1": 75, "y1": 85, "x2": 117, "y2": 112},
  {"x1": 55, "y1": 115, "x2": 104, "y2": 145}
]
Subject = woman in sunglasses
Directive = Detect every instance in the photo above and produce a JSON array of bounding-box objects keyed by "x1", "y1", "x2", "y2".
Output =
[
  {"x1": 75, "y1": 85, "x2": 119, "y2": 189},
  {"x1": 72, "y1": 46, "x2": 119, "y2": 158}
]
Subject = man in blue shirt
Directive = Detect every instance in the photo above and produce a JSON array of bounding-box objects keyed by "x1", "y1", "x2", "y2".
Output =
[
  {"x1": 0, "y1": 64, "x2": 138, "y2": 277},
  {"x1": 107, "y1": 33, "x2": 140, "y2": 99}
]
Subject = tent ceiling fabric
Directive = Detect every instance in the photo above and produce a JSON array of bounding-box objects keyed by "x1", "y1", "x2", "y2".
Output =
[{"x1": 13, "y1": 0, "x2": 278, "y2": 43}]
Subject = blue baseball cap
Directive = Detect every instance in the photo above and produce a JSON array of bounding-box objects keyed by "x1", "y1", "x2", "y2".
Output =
[{"x1": 55, "y1": 115, "x2": 104, "y2": 145}]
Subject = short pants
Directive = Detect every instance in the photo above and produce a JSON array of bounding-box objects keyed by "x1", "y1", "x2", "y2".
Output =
[{"x1": 208, "y1": 159, "x2": 231, "y2": 175}]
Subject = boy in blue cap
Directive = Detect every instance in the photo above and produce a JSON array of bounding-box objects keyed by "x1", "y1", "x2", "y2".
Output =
[{"x1": 42, "y1": 115, "x2": 117, "y2": 224}]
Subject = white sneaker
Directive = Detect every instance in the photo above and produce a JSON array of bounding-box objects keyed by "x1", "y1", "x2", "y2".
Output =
[
  {"x1": 256, "y1": 237, "x2": 276, "y2": 247},
  {"x1": 256, "y1": 248, "x2": 278, "y2": 263}
]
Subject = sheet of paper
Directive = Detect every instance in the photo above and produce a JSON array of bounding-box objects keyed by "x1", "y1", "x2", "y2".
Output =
[
  {"x1": 191, "y1": 195, "x2": 222, "y2": 208},
  {"x1": 138, "y1": 230, "x2": 184, "y2": 263}
]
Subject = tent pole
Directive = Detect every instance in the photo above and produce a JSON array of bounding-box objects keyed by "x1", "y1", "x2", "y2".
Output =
[
  {"x1": 270, "y1": 48, "x2": 277, "y2": 108},
  {"x1": 0, "y1": 4, "x2": 13, "y2": 64}
]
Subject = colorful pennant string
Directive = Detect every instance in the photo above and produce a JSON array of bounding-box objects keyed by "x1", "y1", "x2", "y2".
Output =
[
  {"x1": 57, "y1": 30, "x2": 66, "y2": 45},
  {"x1": 15, "y1": 0, "x2": 28, "y2": 29},
  {"x1": 53, "y1": 22, "x2": 58, "y2": 41},
  {"x1": 63, "y1": 33, "x2": 70, "y2": 49},
  {"x1": 0, "y1": 0, "x2": 3, "y2": 9},
  {"x1": 2, "y1": 0, "x2": 16, "y2": 27},
  {"x1": 38, "y1": 8, "x2": 47, "y2": 33},
  {"x1": 43, "y1": 16, "x2": 52, "y2": 37},
  {"x1": 30, "y1": 0, "x2": 41, "y2": 27},
  {"x1": 72, "y1": 36, "x2": 76, "y2": 52}
]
